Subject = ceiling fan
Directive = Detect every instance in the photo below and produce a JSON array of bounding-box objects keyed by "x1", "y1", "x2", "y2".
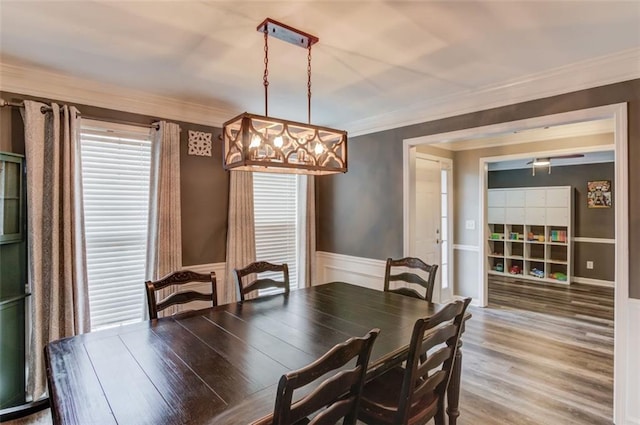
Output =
[{"x1": 526, "y1": 154, "x2": 585, "y2": 175}]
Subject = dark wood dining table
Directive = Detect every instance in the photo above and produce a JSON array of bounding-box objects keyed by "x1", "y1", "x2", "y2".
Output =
[{"x1": 45, "y1": 282, "x2": 469, "y2": 425}]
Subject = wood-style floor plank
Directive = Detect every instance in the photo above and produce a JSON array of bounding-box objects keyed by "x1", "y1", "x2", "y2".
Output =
[{"x1": 457, "y1": 277, "x2": 613, "y2": 425}]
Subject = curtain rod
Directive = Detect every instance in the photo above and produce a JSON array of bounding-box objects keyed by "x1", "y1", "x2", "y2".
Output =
[
  {"x1": 81, "y1": 114, "x2": 159, "y2": 130},
  {"x1": 0, "y1": 98, "x2": 53, "y2": 113},
  {"x1": 1, "y1": 98, "x2": 159, "y2": 130}
]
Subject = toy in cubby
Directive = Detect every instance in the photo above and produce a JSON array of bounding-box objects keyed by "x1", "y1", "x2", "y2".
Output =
[
  {"x1": 527, "y1": 232, "x2": 545, "y2": 242},
  {"x1": 549, "y1": 272, "x2": 567, "y2": 281},
  {"x1": 494, "y1": 263, "x2": 504, "y2": 272},
  {"x1": 509, "y1": 265, "x2": 521, "y2": 275},
  {"x1": 529, "y1": 268, "x2": 544, "y2": 278}
]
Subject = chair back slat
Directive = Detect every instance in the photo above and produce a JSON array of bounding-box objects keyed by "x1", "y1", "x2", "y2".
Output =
[
  {"x1": 412, "y1": 369, "x2": 447, "y2": 401},
  {"x1": 156, "y1": 290, "x2": 217, "y2": 313},
  {"x1": 384, "y1": 257, "x2": 438, "y2": 301},
  {"x1": 235, "y1": 261, "x2": 290, "y2": 301},
  {"x1": 270, "y1": 329, "x2": 379, "y2": 425},
  {"x1": 388, "y1": 272, "x2": 429, "y2": 287},
  {"x1": 308, "y1": 398, "x2": 354, "y2": 425},
  {"x1": 288, "y1": 367, "x2": 361, "y2": 422},
  {"x1": 145, "y1": 270, "x2": 217, "y2": 319}
]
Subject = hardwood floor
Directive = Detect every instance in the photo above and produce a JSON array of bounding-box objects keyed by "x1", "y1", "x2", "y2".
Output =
[
  {"x1": 457, "y1": 277, "x2": 614, "y2": 425},
  {"x1": 8, "y1": 277, "x2": 614, "y2": 425}
]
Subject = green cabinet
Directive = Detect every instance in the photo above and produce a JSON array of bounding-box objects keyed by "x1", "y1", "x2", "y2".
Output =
[
  {"x1": 0, "y1": 152, "x2": 26, "y2": 410},
  {"x1": 0, "y1": 153, "x2": 23, "y2": 244}
]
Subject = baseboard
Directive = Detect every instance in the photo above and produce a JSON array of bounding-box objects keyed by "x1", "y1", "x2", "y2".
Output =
[
  {"x1": 315, "y1": 251, "x2": 386, "y2": 291},
  {"x1": 572, "y1": 276, "x2": 615, "y2": 288},
  {"x1": 574, "y1": 237, "x2": 615, "y2": 244}
]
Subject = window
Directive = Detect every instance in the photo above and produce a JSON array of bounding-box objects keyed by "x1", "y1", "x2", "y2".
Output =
[
  {"x1": 253, "y1": 173, "x2": 305, "y2": 291},
  {"x1": 80, "y1": 120, "x2": 152, "y2": 330}
]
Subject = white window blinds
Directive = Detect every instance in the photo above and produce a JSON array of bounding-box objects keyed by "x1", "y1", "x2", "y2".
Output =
[
  {"x1": 80, "y1": 120, "x2": 152, "y2": 330},
  {"x1": 253, "y1": 173, "x2": 300, "y2": 290}
]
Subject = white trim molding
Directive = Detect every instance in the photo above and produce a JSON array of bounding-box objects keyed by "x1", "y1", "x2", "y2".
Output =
[
  {"x1": 627, "y1": 299, "x2": 640, "y2": 425},
  {"x1": 574, "y1": 237, "x2": 616, "y2": 244},
  {"x1": 3, "y1": 49, "x2": 639, "y2": 137},
  {"x1": 453, "y1": 244, "x2": 479, "y2": 252},
  {"x1": 315, "y1": 251, "x2": 386, "y2": 291},
  {"x1": 0, "y1": 62, "x2": 230, "y2": 127},
  {"x1": 345, "y1": 48, "x2": 640, "y2": 136},
  {"x1": 404, "y1": 102, "x2": 629, "y2": 423},
  {"x1": 571, "y1": 277, "x2": 614, "y2": 288}
]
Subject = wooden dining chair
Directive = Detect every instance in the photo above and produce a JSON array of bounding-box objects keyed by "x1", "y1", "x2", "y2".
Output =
[
  {"x1": 235, "y1": 261, "x2": 290, "y2": 301},
  {"x1": 357, "y1": 297, "x2": 471, "y2": 425},
  {"x1": 384, "y1": 257, "x2": 438, "y2": 302},
  {"x1": 268, "y1": 329, "x2": 380, "y2": 425},
  {"x1": 145, "y1": 270, "x2": 217, "y2": 319}
]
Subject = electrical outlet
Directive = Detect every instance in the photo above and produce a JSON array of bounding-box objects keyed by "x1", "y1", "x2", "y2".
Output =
[
  {"x1": 465, "y1": 220, "x2": 475, "y2": 230},
  {"x1": 586, "y1": 261, "x2": 594, "y2": 270}
]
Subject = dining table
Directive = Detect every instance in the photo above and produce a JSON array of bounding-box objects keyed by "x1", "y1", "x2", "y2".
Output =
[{"x1": 45, "y1": 281, "x2": 469, "y2": 425}]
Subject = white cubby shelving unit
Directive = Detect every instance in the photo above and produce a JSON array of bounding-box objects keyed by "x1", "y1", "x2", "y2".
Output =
[{"x1": 486, "y1": 186, "x2": 573, "y2": 284}]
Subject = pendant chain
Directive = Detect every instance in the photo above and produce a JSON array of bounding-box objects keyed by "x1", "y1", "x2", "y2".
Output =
[
  {"x1": 307, "y1": 45, "x2": 312, "y2": 124},
  {"x1": 263, "y1": 27, "x2": 269, "y2": 117}
]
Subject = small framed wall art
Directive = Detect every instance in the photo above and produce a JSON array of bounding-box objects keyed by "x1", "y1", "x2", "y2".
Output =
[{"x1": 587, "y1": 180, "x2": 612, "y2": 208}]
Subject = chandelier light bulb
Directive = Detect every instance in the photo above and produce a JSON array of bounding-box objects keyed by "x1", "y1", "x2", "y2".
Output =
[
  {"x1": 250, "y1": 135, "x2": 261, "y2": 148},
  {"x1": 314, "y1": 143, "x2": 324, "y2": 155},
  {"x1": 274, "y1": 136, "x2": 284, "y2": 148}
]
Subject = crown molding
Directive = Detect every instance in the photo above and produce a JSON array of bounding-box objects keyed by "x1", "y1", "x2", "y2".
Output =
[
  {"x1": 0, "y1": 62, "x2": 231, "y2": 127},
  {"x1": 2, "y1": 48, "x2": 639, "y2": 134},
  {"x1": 343, "y1": 48, "x2": 640, "y2": 137}
]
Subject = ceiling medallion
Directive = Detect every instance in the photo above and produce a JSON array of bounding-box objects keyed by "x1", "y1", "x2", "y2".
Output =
[{"x1": 223, "y1": 18, "x2": 347, "y2": 175}]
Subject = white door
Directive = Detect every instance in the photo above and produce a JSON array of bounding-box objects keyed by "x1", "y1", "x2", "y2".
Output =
[{"x1": 411, "y1": 155, "x2": 452, "y2": 303}]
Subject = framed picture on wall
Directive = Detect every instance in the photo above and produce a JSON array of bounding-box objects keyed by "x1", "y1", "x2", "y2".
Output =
[{"x1": 587, "y1": 180, "x2": 612, "y2": 208}]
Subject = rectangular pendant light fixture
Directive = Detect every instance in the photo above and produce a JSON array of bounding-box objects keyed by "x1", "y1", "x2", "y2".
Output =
[{"x1": 222, "y1": 18, "x2": 348, "y2": 175}]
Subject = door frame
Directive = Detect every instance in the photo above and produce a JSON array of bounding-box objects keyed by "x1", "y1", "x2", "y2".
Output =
[
  {"x1": 403, "y1": 103, "x2": 628, "y2": 424},
  {"x1": 403, "y1": 152, "x2": 454, "y2": 302}
]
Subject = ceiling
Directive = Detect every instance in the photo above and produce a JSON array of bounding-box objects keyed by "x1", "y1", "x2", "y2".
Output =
[
  {"x1": 487, "y1": 150, "x2": 615, "y2": 171},
  {"x1": 1, "y1": 1, "x2": 639, "y2": 134}
]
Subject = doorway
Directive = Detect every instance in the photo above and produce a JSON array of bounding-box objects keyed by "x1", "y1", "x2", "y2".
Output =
[
  {"x1": 405, "y1": 153, "x2": 453, "y2": 303},
  {"x1": 403, "y1": 103, "x2": 629, "y2": 424}
]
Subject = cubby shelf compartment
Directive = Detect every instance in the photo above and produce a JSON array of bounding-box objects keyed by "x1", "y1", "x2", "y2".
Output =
[{"x1": 487, "y1": 186, "x2": 573, "y2": 285}]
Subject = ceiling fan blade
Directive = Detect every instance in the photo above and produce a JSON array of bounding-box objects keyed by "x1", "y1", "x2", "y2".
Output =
[{"x1": 549, "y1": 153, "x2": 585, "y2": 160}]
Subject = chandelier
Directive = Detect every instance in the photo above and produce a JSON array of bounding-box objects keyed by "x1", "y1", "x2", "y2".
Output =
[{"x1": 222, "y1": 18, "x2": 348, "y2": 175}]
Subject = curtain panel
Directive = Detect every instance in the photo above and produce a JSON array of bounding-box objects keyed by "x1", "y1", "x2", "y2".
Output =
[
  {"x1": 145, "y1": 121, "x2": 182, "y2": 317},
  {"x1": 23, "y1": 100, "x2": 90, "y2": 401},
  {"x1": 225, "y1": 171, "x2": 256, "y2": 303}
]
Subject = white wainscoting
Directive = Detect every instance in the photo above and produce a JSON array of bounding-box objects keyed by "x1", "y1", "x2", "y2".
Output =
[
  {"x1": 175, "y1": 262, "x2": 226, "y2": 310},
  {"x1": 315, "y1": 251, "x2": 386, "y2": 290},
  {"x1": 627, "y1": 298, "x2": 640, "y2": 425}
]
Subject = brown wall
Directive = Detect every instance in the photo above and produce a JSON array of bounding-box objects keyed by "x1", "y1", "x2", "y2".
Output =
[
  {"x1": 317, "y1": 130, "x2": 404, "y2": 259},
  {"x1": 317, "y1": 79, "x2": 640, "y2": 298},
  {"x1": 488, "y1": 162, "x2": 615, "y2": 281},
  {"x1": 0, "y1": 91, "x2": 228, "y2": 265}
]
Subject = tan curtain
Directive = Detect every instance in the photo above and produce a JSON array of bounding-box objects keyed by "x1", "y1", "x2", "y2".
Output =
[
  {"x1": 301, "y1": 175, "x2": 316, "y2": 287},
  {"x1": 145, "y1": 121, "x2": 182, "y2": 317},
  {"x1": 225, "y1": 171, "x2": 256, "y2": 304},
  {"x1": 23, "y1": 100, "x2": 90, "y2": 401}
]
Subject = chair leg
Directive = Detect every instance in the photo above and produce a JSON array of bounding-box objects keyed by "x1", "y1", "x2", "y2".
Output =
[{"x1": 434, "y1": 399, "x2": 446, "y2": 425}]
